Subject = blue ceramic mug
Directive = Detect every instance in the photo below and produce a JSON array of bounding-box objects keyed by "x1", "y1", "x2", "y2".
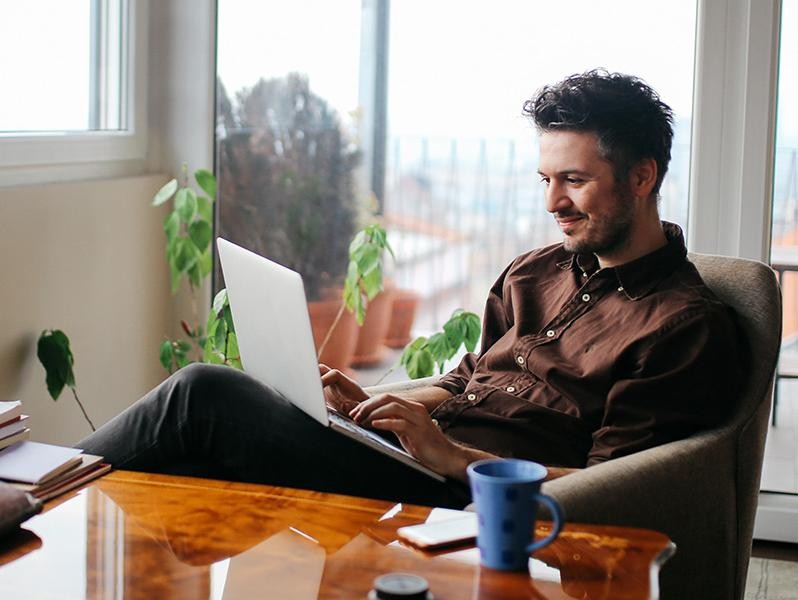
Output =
[{"x1": 467, "y1": 458, "x2": 564, "y2": 571}]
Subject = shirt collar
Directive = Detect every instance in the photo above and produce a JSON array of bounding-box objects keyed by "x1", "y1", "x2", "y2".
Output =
[{"x1": 559, "y1": 222, "x2": 688, "y2": 300}]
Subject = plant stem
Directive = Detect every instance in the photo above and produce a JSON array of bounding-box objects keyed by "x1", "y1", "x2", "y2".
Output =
[
  {"x1": 373, "y1": 362, "x2": 399, "y2": 386},
  {"x1": 71, "y1": 387, "x2": 96, "y2": 432},
  {"x1": 191, "y1": 293, "x2": 201, "y2": 362},
  {"x1": 317, "y1": 301, "x2": 346, "y2": 360}
]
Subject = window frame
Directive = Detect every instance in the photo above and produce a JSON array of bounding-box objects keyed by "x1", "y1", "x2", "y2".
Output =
[
  {"x1": 688, "y1": 0, "x2": 781, "y2": 261},
  {"x1": 0, "y1": 0, "x2": 147, "y2": 178},
  {"x1": 690, "y1": 0, "x2": 792, "y2": 541}
]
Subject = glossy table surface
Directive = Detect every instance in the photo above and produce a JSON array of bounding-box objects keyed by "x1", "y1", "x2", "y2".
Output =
[{"x1": 0, "y1": 471, "x2": 674, "y2": 599}]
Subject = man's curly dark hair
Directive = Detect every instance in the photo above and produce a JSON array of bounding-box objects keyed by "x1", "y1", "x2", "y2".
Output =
[{"x1": 524, "y1": 69, "x2": 674, "y2": 196}]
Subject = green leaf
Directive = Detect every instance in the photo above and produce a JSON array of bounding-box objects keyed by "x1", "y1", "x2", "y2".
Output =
[
  {"x1": 212, "y1": 288, "x2": 229, "y2": 316},
  {"x1": 187, "y1": 263, "x2": 202, "y2": 288},
  {"x1": 400, "y1": 336, "x2": 428, "y2": 367},
  {"x1": 353, "y1": 244, "x2": 380, "y2": 275},
  {"x1": 406, "y1": 347, "x2": 435, "y2": 379},
  {"x1": 169, "y1": 257, "x2": 181, "y2": 294},
  {"x1": 37, "y1": 330, "x2": 76, "y2": 400},
  {"x1": 214, "y1": 318, "x2": 228, "y2": 350},
  {"x1": 225, "y1": 332, "x2": 240, "y2": 366},
  {"x1": 342, "y1": 262, "x2": 360, "y2": 313},
  {"x1": 188, "y1": 220, "x2": 213, "y2": 253},
  {"x1": 173, "y1": 238, "x2": 199, "y2": 273},
  {"x1": 427, "y1": 331, "x2": 456, "y2": 362},
  {"x1": 348, "y1": 229, "x2": 368, "y2": 255},
  {"x1": 360, "y1": 266, "x2": 382, "y2": 301},
  {"x1": 443, "y1": 315, "x2": 467, "y2": 349},
  {"x1": 152, "y1": 179, "x2": 178, "y2": 206},
  {"x1": 198, "y1": 249, "x2": 213, "y2": 278},
  {"x1": 197, "y1": 196, "x2": 213, "y2": 223},
  {"x1": 163, "y1": 211, "x2": 180, "y2": 245},
  {"x1": 223, "y1": 304, "x2": 236, "y2": 333},
  {"x1": 159, "y1": 339, "x2": 175, "y2": 372},
  {"x1": 175, "y1": 188, "x2": 198, "y2": 224},
  {"x1": 195, "y1": 169, "x2": 217, "y2": 200},
  {"x1": 464, "y1": 312, "x2": 481, "y2": 351}
]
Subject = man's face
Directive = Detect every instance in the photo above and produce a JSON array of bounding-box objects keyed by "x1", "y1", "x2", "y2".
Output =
[{"x1": 538, "y1": 130, "x2": 635, "y2": 257}]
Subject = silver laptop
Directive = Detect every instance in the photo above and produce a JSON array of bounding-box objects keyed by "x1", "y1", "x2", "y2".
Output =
[{"x1": 216, "y1": 237, "x2": 445, "y2": 482}]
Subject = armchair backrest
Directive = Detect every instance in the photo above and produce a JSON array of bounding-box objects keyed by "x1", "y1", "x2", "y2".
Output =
[{"x1": 687, "y1": 252, "x2": 782, "y2": 598}]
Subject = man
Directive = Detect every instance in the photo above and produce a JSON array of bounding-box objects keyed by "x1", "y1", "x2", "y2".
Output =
[{"x1": 79, "y1": 70, "x2": 742, "y2": 509}]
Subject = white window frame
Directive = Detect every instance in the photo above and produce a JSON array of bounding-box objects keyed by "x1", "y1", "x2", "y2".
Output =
[
  {"x1": 689, "y1": 0, "x2": 781, "y2": 260},
  {"x1": 690, "y1": 0, "x2": 791, "y2": 541},
  {"x1": 0, "y1": 0, "x2": 147, "y2": 182}
]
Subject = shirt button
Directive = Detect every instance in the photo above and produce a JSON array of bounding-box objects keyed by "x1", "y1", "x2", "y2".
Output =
[
  {"x1": 546, "y1": 330, "x2": 555, "y2": 338},
  {"x1": 618, "y1": 286, "x2": 624, "y2": 292},
  {"x1": 506, "y1": 386, "x2": 516, "y2": 393},
  {"x1": 467, "y1": 393, "x2": 477, "y2": 401},
  {"x1": 516, "y1": 355, "x2": 525, "y2": 365},
  {"x1": 581, "y1": 293, "x2": 590, "y2": 302}
]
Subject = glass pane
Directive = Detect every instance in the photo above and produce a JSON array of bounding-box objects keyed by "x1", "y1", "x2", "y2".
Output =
[
  {"x1": 764, "y1": 0, "x2": 798, "y2": 494},
  {"x1": 215, "y1": 0, "x2": 697, "y2": 383},
  {"x1": 0, "y1": 0, "x2": 126, "y2": 133},
  {"x1": 385, "y1": 0, "x2": 696, "y2": 343}
]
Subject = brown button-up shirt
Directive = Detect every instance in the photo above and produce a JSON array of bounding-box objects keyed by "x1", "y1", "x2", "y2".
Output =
[{"x1": 432, "y1": 222, "x2": 743, "y2": 468}]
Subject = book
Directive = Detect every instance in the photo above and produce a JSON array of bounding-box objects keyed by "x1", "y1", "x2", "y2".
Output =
[
  {"x1": 0, "y1": 415, "x2": 29, "y2": 441},
  {"x1": 0, "y1": 429, "x2": 31, "y2": 452},
  {"x1": 28, "y1": 462, "x2": 111, "y2": 503},
  {"x1": 0, "y1": 441, "x2": 83, "y2": 485},
  {"x1": 0, "y1": 402, "x2": 22, "y2": 427},
  {"x1": 11, "y1": 454, "x2": 106, "y2": 495}
]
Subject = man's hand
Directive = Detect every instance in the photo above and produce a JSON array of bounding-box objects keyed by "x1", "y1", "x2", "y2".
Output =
[
  {"x1": 319, "y1": 364, "x2": 368, "y2": 414},
  {"x1": 350, "y1": 394, "x2": 493, "y2": 481}
]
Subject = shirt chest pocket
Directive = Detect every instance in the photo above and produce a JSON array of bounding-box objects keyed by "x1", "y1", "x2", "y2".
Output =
[{"x1": 491, "y1": 374, "x2": 539, "y2": 399}]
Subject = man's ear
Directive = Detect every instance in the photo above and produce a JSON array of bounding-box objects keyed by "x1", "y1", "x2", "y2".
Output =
[{"x1": 630, "y1": 158, "x2": 658, "y2": 200}]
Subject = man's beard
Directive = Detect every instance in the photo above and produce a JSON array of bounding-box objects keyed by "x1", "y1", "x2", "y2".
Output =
[{"x1": 561, "y1": 184, "x2": 636, "y2": 257}]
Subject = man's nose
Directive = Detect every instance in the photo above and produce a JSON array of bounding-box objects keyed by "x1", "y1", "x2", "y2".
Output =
[{"x1": 545, "y1": 181, "x2": 571, "y2": 214}]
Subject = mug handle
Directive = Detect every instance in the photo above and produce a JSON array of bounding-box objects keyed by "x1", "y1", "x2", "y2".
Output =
[{"x1": 526, "y1": 493, "x2": 564, "y2": 553}]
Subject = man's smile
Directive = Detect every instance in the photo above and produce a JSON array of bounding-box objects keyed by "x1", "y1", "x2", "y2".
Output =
[{"x1": 555, "y1": 213, "x2": 586, "y2": 233}]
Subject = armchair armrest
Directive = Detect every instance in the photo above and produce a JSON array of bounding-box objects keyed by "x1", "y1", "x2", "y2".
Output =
[
  {"x1": 541, "y1": 428, "x2": 737, "y2": 599},
  {"x1": 364, "y1": 376, "x2": 442, "y2": 397}
]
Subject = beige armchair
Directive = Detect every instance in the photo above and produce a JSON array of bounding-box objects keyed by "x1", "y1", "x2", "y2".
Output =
[{"x1": 366, "y1": 253, "x2": 781, "y2": 600}]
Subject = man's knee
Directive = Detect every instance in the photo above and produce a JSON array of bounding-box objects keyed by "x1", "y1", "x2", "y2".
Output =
[{"x1": 164, "y1": 363, "x2": 284, "y2": 418}]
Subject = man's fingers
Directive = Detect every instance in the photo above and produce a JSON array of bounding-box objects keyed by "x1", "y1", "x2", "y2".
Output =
[{"x1": 352, "y1": 397, "x2": 424, "y2": 426}]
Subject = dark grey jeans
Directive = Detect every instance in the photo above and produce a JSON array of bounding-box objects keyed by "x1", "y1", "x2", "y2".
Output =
[{"x1": 77, "y1": 363, "x2": 470, "y2": 508}]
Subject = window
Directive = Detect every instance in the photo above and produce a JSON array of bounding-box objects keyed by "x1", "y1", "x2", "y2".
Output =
[
  {"x1": 385, "y1": 0, "x2": 697, "y2": 330},
  {"x1": 0, "y1": 0, "x2": 144, "y2": 172},
  {"x1": 215, "y1": 0, "x2": 698, "y2": 382}
]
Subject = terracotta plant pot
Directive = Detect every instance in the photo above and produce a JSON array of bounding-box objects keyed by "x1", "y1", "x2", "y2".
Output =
[
  {"x1": 307, "y1": 297, "x2": 359, "y2": 372},
  {"x1": 384, "y1": 289, "x2": 421, "y2": 349},
  {"x1": 351, "y1": 289, "x2": 395, "y2": 367}
]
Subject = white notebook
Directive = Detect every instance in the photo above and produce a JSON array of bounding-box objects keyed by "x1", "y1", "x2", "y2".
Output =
[{"x1": 0, "y1": 441, "x2": 83, "y2": 484}]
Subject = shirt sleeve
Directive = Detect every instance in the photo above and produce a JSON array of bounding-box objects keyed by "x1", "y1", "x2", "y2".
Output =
[
  {"x1": 433, "y1": 259, "x2": 516, "y2": 396},
  {"x1": 586, "y1": 303, "x2": 744, "y2": 466}
]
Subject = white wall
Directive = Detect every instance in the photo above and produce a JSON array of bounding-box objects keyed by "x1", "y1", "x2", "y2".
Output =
[{"x1": 0, "y1": 175, "x2": 172, "y2": 445}]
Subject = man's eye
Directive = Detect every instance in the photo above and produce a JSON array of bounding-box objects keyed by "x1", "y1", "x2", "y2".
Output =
[
  {"x1": 566, "y1": 177, "x2": 584, "y2": 184},
  {"x1": 539, "y1": 176, "x2": 550, "y2": 186}
]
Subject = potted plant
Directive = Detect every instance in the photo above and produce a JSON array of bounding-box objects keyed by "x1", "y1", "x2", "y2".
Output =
[
  {"x1": 217, "y1": 74, "x2": 362, "y2": 370},
  {"x1": 37, "y1": 168, "x2": 240, "y2": 431}
]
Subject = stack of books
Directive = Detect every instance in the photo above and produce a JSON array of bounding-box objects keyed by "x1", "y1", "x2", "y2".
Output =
[
  {"x1": 0, "y1": 400, "x2": 110, "y2": 503},
  {"x1": 0, "y1": 401, "x2": 30, "y2": 450}
]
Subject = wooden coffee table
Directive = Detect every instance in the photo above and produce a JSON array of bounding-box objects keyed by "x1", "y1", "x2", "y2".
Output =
[{"x1": 0, "y1": 471, "x2": 674, "y2": 599}]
